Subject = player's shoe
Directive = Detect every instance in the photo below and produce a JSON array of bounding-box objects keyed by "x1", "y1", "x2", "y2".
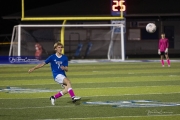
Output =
[
  {"x1": 50, "y1": 96, "x2": 55, "y2": 105},
  {"x1": 162, "y1": 65, "x2": 164, "y2": 67},
  {"x1": 168, "y1": 65, "x2": 171, "y2": 67},
  {"x1": 72, "y1": 96, "x2": 81, "y2": 103}
]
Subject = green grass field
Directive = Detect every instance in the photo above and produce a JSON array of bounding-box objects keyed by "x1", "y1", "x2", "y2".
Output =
[{"x1": 0, "y1": 61, "x2": 180, "y2": 120}]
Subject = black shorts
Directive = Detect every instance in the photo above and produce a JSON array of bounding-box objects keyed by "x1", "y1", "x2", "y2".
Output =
[{"x1": 160, "y1": 52, "x2": 168, "y2": 55}]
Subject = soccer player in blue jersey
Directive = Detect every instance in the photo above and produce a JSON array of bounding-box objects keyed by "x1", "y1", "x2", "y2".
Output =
[{"x1": 28, "y1": 42, "x2": 81, "y2": 105}]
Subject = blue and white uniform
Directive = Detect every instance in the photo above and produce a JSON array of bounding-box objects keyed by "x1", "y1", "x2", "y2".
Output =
[{"x1": 45, "y1": 54, "x2": 68, "y2": 83}]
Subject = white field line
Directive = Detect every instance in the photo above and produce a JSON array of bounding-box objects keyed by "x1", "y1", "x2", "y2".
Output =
[
  {"x1": 0, "y1": 83, "x2": 56, "y2": 86},
  {"x1": 82, "y1": 92, "x2": 180, "y2": 97},
  {"x1": 0, "y1": 92, "x2": 180, "y2": 99},
  {"x1": 0, "y1": 105, "x2": 73, "y2": 110},
  {"x1": 0, "y1": 76, "x2": 179, "y2": 86},
  {"x1": 0, "y1": 100, "x2": 180, "y2": 110},
  {"x1": 73, "y1": 85, "x2": 180, "y2": 90},
  {"x1": 0, "y1": 85, "x2": 179, "y2": 91},
  {"x1": 21, "y1": 114, "x2": 180, "y2": 120},
  {"x1": 0, "y1": 74, "x2": 179, "y2": 78},
  {"x1": 62, "y1": 114, "x2": 180, "y2": 120}
]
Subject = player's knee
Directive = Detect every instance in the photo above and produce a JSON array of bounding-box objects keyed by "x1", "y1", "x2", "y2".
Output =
[{"x1": 63, "y1": 78, "x2": 71, "y2": 85}]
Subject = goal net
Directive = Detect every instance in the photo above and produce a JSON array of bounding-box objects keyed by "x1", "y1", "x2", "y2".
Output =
[{"x1": 9, "y1": 23, "x2": 125, "y2": 61}]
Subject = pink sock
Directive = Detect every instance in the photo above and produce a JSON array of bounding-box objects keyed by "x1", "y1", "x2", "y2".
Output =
[
  {"x1": 161, "y1": 60, "x2": 164, "y2": 65},
  {"x1": 167, "y1": 59, "x2": 170, "y2": 65},
  {"x1": 68, "y1": 88, "x2": 75, "y2": 98},
  {"x1": 54, "y1": 91, "x2": 63, "y2": 99}
]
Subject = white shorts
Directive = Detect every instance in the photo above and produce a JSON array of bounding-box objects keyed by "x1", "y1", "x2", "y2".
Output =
[{"x1": 55, "y1": 74, "x2": 66, "y2": 84}]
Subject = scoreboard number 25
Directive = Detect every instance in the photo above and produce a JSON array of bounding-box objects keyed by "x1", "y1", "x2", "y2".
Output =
[{"x1": 112, "y1": 0, "x2": 126, "y2": 12}]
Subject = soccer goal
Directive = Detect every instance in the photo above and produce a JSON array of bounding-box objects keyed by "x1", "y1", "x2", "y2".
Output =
[{"x1": 9, "y1": 23, "x2": 125, "y2": 61}]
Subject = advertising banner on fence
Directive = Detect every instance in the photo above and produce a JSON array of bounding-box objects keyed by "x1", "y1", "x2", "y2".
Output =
[{"x1": 0, "y1": 56, "x2": 42, "y2": 64}]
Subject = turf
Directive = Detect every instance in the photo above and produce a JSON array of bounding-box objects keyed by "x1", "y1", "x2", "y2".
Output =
[{"x1": 0, "y1": 62, "x2": 180, "y2": 120}]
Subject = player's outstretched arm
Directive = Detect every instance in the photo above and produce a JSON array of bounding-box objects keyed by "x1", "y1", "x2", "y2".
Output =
[{"x1": 28, "y1": 62, "x2": 46, "y2": 73}]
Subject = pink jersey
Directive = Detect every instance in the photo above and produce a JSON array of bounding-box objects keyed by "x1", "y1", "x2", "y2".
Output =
[{"x1": 158, "y1": 38, "x2": 169, "y2": 52}]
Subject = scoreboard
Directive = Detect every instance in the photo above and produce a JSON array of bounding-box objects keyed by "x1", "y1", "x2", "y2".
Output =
[{"x1": 111, "y1": 0, "x2": 126, "y2": 16}]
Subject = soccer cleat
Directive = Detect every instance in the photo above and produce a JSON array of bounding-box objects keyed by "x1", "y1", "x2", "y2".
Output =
[
  {"x1": 50, "y1": 96, "x2": 55, "y2": 105},
  {"x1": 168, "y1": 65, "x2": 171, "y2": 67},
  {"x1": 72, "y1": 96, "x2": 81, "y2": 103},
  {"x1": 162, "y1": 65, "x2": 164, "y2": 67}
]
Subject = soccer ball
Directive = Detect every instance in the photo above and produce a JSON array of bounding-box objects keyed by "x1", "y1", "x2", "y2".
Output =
[{"x1": 146, "y1": 23, "x2": 156, "y2": 33}]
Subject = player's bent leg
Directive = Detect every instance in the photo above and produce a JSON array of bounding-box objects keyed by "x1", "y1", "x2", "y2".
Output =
[
  {"x1": 50, "y1": 91, "x2": 64, "y2": 105},
  {"x1": 49, "y1": 74, "x2": 66, "y2": 105},
  {"x1": 63, "y1": 78, "x2": 81, "y2": 103},
  {"x1": 61, "y1": 85, "x2": 68, "y2": 95},
  {"x1": 63, "y1": 78, "x2": 72, "y2": 88},
  {"x1": 61, "y1": 83, "x2": 67, "y2": 89}
]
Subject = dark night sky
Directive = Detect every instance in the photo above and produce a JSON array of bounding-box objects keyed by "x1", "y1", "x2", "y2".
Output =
[
  {"x1": 0, "y1": 0, "x2": 19, "y2": 34},
  {"x1": 0, "y1": 0, "x2": 70, "y2": 34},
  {"x1": 1, "y1": 0, "x2": 180, "y2": 34},
  {"x1": 0, "y1": 0, "x2": 71, "y2": 16}
]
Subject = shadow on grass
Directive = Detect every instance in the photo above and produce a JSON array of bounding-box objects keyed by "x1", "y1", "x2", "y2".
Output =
[{"x1": 67, "y1": 98, "x2": 91, "y2": 105}]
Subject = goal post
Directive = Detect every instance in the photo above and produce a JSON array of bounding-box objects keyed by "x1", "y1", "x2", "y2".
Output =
[
  {"x1": 107, "y1": 25, "x2": 125, "y2": 60},
  {"x1": 9, "y1": 24, "x2": 125, "y2": 61}
]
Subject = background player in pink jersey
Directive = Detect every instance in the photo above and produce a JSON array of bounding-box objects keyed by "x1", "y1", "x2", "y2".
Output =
[{"x1": 158, "y1": 33, "x2": 171, "y2": 67}]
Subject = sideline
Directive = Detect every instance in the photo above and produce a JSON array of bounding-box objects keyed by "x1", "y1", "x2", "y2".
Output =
[{"x1": 69, "y1": 59, "x2": 180, "y2": 64}]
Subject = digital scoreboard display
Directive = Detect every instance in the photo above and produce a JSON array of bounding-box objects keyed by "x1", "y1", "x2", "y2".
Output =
[{"x1": 111, "y1": 0, "x2": 126, "y2": 16}]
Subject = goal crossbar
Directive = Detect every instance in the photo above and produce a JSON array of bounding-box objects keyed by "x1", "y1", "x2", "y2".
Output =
[{"x1": 18, "y1": 24, "x2": 124, "y2": 27}]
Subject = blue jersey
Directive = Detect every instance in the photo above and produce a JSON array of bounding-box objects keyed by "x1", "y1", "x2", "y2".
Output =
[{"x1": 44, "y1": 54, "x2": 68, "y2": 79}]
